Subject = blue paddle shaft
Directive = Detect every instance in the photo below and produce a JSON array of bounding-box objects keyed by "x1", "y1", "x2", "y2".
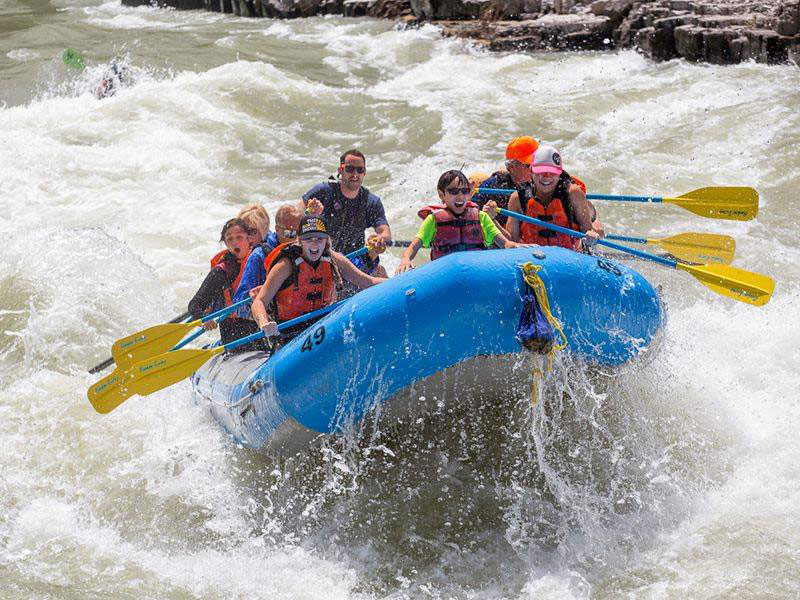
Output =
[
  {"x1": 606, "y1": 234, "x2": 648, "y2": 245},
  {"x1": 497, "y1": 208, "x2": 677, "y2": 269},
  {"x1": 479, "y1": 187, "x2": 667, "y2": 205},
  {"x1": 586, "y1": 194, "x2": 664, "y2": 203},
  {"x1": 477, "y1": 187, "x2": 514, "y2": 196},
  {"x1": 222, "y1": 300, "x2": 346, "y2": 352}
]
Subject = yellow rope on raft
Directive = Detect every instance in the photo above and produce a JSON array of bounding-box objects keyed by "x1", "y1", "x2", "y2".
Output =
[{"x1": 520, "y1": 262, "x2": 567, "y2": 405}]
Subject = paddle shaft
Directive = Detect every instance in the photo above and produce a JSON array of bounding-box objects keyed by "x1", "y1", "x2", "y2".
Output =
[
  {"x1": 606, "y1": 234, "x2": 648, "y2": 244},
  {"x1": 88, "y1": 310, "x2": 191, "y2": 373},
  {"x1": 218, "y1": 299, "x2": 347, "y2": 353},
  {"x1": 497, "y1": 209, "x2": 678, "y2": 268}
]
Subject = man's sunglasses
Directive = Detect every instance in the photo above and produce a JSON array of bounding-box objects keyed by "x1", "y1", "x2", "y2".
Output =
[
  {"x1": 342, "y1": 165, "x2": 366, "y2": 174},
  {"x1": 281, "y1": 229, "x2": 298, "y2": 238},
  {"x1": 445, "y1": 187, "x2": 471, "y2": 195}
]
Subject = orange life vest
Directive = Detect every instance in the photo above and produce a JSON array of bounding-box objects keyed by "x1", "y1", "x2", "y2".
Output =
[
  {"x1": 272, "y1": 245, "x2": 335, "y2": 322},
  {"x1": 263, "y1": 241, "x2": 290, "y2": 273},
  {"x1": 417, "y1": 202, "x2": 485, "y2": 260},
  {"x1": 520, "y1": 196, "x2": 576, "y2": 249},
  {"x1": 209, "y1": 249, "x2": 248, "y2": 313},
  {"x1": 521, "y1": 171, "x2": 588, "y2": 249}
]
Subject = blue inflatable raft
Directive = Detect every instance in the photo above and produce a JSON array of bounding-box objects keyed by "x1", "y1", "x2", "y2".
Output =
[{"x1": 191, "y1": 247, "x2": 664, "y2": 453}]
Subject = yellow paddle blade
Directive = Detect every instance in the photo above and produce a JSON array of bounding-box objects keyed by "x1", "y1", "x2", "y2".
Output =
[
  {"x1": 128, "y1": 347, "x2": 223, "y2": 397},
  {"x1": 663, "y1": 187, "x2": 758, "y2": 221},
  {"x1": 87, "y1": 368, "x2": 135, "y2": 414},
  {"x1": 111, "y1": 321, "x2": 200, "y2": 369},
  {"x1": 677, "y1": 263, "x2": 774, "y2": 306},
  {"x1": 649, "y1": 232, "x2": 736, "y2": 265}
]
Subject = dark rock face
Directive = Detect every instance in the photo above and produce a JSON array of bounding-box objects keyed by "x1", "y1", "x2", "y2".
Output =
[
  {"x1": 619, "y1": 0, "x2": 800, "y2": 64},
  {"x1": 122, "y1": 0, "x2": 800, "y2": 66}
]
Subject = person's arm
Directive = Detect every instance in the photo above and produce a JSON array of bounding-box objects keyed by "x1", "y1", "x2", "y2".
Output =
[
  {"x1": 188, "y1": 267, "x2": 227, "y2": 320},
  {"x1": 366, "y1": 195, "x2": 391, "y2": 255},
  {"x1": 479, "y1": 211, "x2": 527, "y2": 249},
  {"x1": 505, "y1": 191, "x2": 523, "y2": 242},
  {"x1": 251, "y1": 259, "x2": 292, "y2": 337},
  {"x1": 492, "y1": 229, "x2": 524, "y2": 249},
  {"x1": 332, "y1": 252, "x2": 386, "y2": 289},
  {"x1": 481, "y1": 200, "x2": 511, "y2": 239},
  {"x1": 568, "y1": 185, "x2": 602, "y2": 246},
  {"x1": 300, "y1": 183, "x2": 327, "y2": 216},
  {"x1": 396, "y1": 214, "x2": 434, "y2": 273},
  {"x1": 396, "y1": 238, "x2": 424, "y2": 274}
]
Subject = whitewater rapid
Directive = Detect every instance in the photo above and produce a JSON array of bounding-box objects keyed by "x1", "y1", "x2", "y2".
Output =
[{"x1": 1, "y1": 1, "x2": 799, "y2": 598}]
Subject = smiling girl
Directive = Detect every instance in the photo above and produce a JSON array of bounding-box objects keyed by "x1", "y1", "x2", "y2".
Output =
[
  {"x1": 252, "y1": 215, "x2": 385, "y2": 344},
  {"x1": 506, "y1": 145, "x2": 602, "y2": 251}
]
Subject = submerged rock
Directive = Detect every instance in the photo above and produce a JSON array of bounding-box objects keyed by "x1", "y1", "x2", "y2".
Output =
[{"x1": 123, "y1": 0, "x2": 800, "y2": 66}]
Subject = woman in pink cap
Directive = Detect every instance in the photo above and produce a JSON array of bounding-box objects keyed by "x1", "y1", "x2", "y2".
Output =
[{"x1": 503, "y1": 145, "x2": 602, "y2": 251}]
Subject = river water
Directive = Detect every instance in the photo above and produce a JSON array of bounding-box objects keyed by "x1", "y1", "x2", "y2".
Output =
[{"x1": 2, "y1": 1, "x2": 800, "y2": 598}]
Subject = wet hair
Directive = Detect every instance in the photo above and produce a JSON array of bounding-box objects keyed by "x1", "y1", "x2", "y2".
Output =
[
  {"x1": 219, "y1": 218, "x2": 253, "y2": 242},
  {"x1": 340, "y1": 149, "x2": 365, "y2": 165},
  {"x1": 436, "y1": 169, "x2": 469, "y2": 193},
  {"x1": 238, "y1": 204, "x2": 270, "y2": 235}
]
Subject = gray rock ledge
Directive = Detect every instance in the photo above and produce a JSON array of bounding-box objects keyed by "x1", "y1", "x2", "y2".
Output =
[{"x1": 123, "y1": 0, "x2": 800, "y2": 66}]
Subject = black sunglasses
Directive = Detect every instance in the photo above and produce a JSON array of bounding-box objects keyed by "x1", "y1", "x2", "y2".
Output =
[
  {"x1": 445, "y1": 186, "x2": 471, "y2": 195},
  {"x1": 342, "y1": 165, "x2": 365, "y2": 174}
]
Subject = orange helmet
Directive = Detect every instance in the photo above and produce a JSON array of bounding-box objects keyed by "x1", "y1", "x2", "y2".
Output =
[{"x1": 505, "y1": 136, "x2": 539, "y2": 165}]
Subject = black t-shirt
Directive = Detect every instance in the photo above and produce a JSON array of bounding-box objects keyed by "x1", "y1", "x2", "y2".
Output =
[{"x1": 302, "y1": 181, "x2": 388, "y2": 254}]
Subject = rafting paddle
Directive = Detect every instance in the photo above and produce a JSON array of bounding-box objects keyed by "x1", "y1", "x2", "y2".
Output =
[
  {"x1": 88, "y1": 301, "x2": 345, "y2": 414},
  {"x1": 62, "y1": 49, "x2": 85, "y2": 70},
  {"x1": 88, "y1": 310, "x2": 191, "y2": 374},
  {"x1": 104, "y1": 246, "x2": 372, "y2": 371},
  {"x1": 605, "y1": 232, "x2": 736, "y2": 265},
  {"x1": 498, "y1": 208, "x2": 773, "y2": 306},
  {"x1": 479, "y1": 186, "x2": 758, "y2": 222}
]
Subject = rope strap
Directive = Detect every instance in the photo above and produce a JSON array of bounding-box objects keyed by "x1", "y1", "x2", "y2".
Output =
[{"x1": 520, "y1": 262, "x2": 568, "y2": 405}]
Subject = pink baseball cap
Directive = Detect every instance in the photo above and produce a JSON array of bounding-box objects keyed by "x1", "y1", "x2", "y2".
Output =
[{"x1": 531, "y1": 145, "x2": 563, "y2": 175}]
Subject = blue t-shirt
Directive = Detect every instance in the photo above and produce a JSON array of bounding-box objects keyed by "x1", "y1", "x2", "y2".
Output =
[
  {"x1": 232, "y1": 232, "x2": 279, "y2": 317},
  {"x1": 302, "y1": 181, "x2": 388, "y2": 254}
]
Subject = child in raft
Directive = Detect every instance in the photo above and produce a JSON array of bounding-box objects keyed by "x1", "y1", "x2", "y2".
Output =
[
  {"x1": 251, "y1": 215, "x2": 386, "y2": 344},
  {"x1": 188, "y1": 218, "x2": 262, "y2": 345},
  {"x1": 395, "y1": 169, "x2": 529, "y2": 274}
]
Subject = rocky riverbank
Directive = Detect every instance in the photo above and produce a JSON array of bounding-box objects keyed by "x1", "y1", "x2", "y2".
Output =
[{"x1": 123, "y1": 0, "x2": 800, "y2": 66}]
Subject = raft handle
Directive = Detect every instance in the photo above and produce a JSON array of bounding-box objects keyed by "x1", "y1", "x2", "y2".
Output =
[{"x1": 203, "y1": 378, "x2": 264, "y2": 411}]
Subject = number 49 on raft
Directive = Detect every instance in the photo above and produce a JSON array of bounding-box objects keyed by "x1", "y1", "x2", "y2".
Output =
[{"x1": 300, "y1": 326, "x2": 326, "y2": 353}]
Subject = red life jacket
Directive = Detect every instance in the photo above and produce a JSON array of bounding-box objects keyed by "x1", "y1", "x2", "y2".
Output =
[
  {"x1": 417, "y1": 202, "x2": 485, "y2": 260},
  {"x1": 272, "y1": 245, "x2": 335, "y2": 322},
  {"x1": 209, "y1": 249, "x2": 248, "y2": 317}
]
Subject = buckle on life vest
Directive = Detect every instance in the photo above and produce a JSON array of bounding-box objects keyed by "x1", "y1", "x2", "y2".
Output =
[{"x1": 539, "y1": 229, "x2": 557, "y2": 238}]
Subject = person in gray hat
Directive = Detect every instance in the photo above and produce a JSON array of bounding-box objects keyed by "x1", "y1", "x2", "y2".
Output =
[{"x1": 502, "y1": 145, "x2": 603, "y2": 251}]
